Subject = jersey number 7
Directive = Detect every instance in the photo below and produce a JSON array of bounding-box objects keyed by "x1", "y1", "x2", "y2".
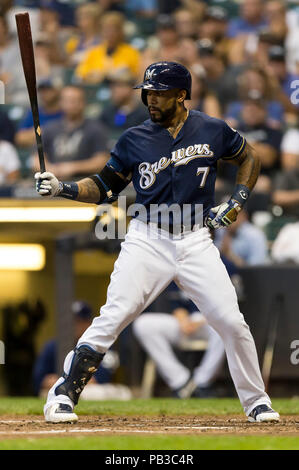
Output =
[{"x1": 196, "y1": 167, "x2": 210, "y2": 188}]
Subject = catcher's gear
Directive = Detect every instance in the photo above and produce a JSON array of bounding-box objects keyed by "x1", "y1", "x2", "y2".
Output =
[
  {"x1": 134, "y1": 61, "x2": 192, "y2": 105},
  {"x1": 206, "y1": 199, "x2": 242, "y2": 229},
  {"x1": 55, "y1": 345, "x2": 104, "y2": 405}
]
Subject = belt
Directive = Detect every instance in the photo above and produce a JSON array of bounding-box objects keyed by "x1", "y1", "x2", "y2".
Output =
[{"x1": 147, "y1": 221, "x2": 199, "y2": 234}]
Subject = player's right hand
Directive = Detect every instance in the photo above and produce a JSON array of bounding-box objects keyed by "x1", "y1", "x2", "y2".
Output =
[
  {"x1": 206, "y1": 199, "x2": 242, "y2": 229},
  {"x1": 35, "y1": 171, "x2": 62, "y2": 197}
]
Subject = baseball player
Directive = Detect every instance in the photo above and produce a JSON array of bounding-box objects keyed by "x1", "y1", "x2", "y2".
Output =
[{"x1": 35, "y1": 62, "x2": 279, "y2": 423}]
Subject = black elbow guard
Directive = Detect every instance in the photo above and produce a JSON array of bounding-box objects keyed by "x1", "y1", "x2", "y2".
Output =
[{"x1": 89, "y1": 165, "x2": 129, "y2": 204}]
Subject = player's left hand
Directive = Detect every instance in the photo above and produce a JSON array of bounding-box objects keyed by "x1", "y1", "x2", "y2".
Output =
[{"x1": 206, "y1": 199, "x2": 242, "y2": 229}]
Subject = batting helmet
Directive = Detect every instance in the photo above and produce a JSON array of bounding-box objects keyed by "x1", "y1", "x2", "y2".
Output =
[{"x1": 134, "y1": 61, "x2": 192, "y2": 106}]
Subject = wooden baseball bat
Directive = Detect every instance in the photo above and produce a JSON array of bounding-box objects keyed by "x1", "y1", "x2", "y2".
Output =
[{"x1": 15, "y1": 12, "x2": 46, "y2": 173}]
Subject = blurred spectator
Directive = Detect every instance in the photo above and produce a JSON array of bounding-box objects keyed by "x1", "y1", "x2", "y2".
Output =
[
  {"x1": 227, "y1": 0, "x2": 267, "y2": 38},
  {"x1": 33, "y1": 301, "x2": 117, "y2": 396},
  {"x1": 65, "y1": 3, "x2": 102, "y2": 67},
  {"x1": 223, "y1": 92, "x2": 282, "y2": 194},
  {"x1": 33, "y1": 85, "x2": 109, "y2": 179},
  {"x1": 99, "y1": 69, "x2": 148, "y2": 145},
  {"x1": 227, "y1": 0, "x2": 268, "y2": 65},
  {"x1": 197, "y1": 38, "x2": 241, "y2": 112},
  {"x1": 254, "y1": 28, "x2": 282, "y2": 69},
  {"x1": 36, "y1": 0, "x2": 79, "y2": 27},
  {"x1": 16, "y1": 78, "x2": 63, "y2": 149},
  {"x1": 0, "y1": 139, "x2": 20, "y2": 185},
  {"x1": 264, "y1": 0, "x2": 287, "y2": 46},
  {"x1": 266, "y1": 45, "x2": 299, "y2": 119},
  {"x1": 38, "y1": 7, "x2": 69, "y2": 66},
  {"x1": 33, "y1": 32, "x2": 65, "y2": 85},
  {"x1": 271, "y1": 221, "x2": 299, "y2": 263},
  {"x1": 199, "y1": 6, "x2": 231, "y2": 64},
  {"x1": 239, "y1": 94, "x2": 282, "y2": 186},
  {"x1": 142, "y1": 15, "x2": 180, "y2": 69},
  {"x1": 248, "y1": 2, "x2": 287, "y2": 68},
  {"x1": 177, "y1": 37, "x2": 200, "y2": 71},
  {"x1": 285, "y1": 2, "x2": 299, "y2": 73},
  {"x1": 173, "y1": 7, "x2": 200, "y2": 40},
  {"x1": 0, "y1": 110, "x2": 16, "y2": 144},
  {"x1": 75, "y1": 12, "x2": 140, "y2": 84},
  {"x1": 215, "y1": 210, "x2": 268, "y2": 266},
  {"x1": 273, "y1": 134, "x2": 299, "y2": 218},
  {"x1": 49, "y1": 0, "x2": 101, "y2": 27},
  {"x1": 226, "y1": 65, "x2": 284, "y2": 129},
  {"x1": 0, "y1": 14, "x2": 28, "y2": 105},
  {"x1": 185, "y1": 67, "x2": 222, "y2": 118},
  {"x1": 280, "y1": 127, "x2": 299, "y2": 171}
]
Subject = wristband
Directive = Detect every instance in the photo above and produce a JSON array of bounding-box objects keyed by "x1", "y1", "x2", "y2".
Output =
[
  {"x1": 59, "y1": 181, "x2": 79, "y2": 200},
  {"x1": 231, "y1": 184, "x2": 250, "y2": 206}
]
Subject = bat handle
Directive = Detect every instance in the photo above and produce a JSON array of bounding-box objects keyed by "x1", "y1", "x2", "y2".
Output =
[
  {"x1": 38, "y1": 149, "x2": 46, "y2": 173},
  {"x1": 37, "y1": 144, "x2": 45, "y2": 172},
  {"x1": 35, "y1": 124, "x2": 46, "y2": 173}
]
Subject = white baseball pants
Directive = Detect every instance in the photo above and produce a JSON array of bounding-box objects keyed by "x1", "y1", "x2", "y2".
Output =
[
  {"x1": 46, "y1": 218, "x2": 271, "y2": 415},
  {"x1": 133, "y1": 312, "x2": 225, "y2": 390}
]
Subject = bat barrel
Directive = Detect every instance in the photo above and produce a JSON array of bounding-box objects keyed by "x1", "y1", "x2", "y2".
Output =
[{"x1": 15, "y1": 12, "x2": 46, "y2": 173}]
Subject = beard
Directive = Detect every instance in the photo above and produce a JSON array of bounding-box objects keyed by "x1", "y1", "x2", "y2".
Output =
[{"x1": 148, "y1": 101, "x2": 177, "y2": 123}]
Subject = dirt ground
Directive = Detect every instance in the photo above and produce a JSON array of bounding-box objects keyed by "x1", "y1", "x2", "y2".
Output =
[{"x1": 0, "y1": 415, "x2": 298, "y2": 439}]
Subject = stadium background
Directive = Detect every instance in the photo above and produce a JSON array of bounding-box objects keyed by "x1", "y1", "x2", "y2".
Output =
[{"x1": 0, "y1": 0, "x2": 299, "y2": 406}]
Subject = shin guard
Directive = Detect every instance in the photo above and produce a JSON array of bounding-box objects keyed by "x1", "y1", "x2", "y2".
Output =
[{"x1": 55, "y1": 345, "x2": 104, "y2": 405}]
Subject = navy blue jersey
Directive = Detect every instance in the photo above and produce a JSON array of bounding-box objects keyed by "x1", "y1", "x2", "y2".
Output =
[{"x1": 108, "y1": 110, "x2": 245, "y2": 224}]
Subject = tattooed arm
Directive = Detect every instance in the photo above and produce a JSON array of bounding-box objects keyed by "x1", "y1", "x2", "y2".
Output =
[
  {"x1": 77, "y1": 177, "x2": 102, "y2": 203},
  {"x1": 228, "y1": 142, "x2": 261, "y2": 191}
]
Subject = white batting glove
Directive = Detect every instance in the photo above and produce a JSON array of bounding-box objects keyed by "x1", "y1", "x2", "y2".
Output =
[
  {"x1": 35, "y1": 171, "x2": 62, "y2": 197},
  {"x1": 206, "y1": 200, "x2": 241, "y2": 229}
]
